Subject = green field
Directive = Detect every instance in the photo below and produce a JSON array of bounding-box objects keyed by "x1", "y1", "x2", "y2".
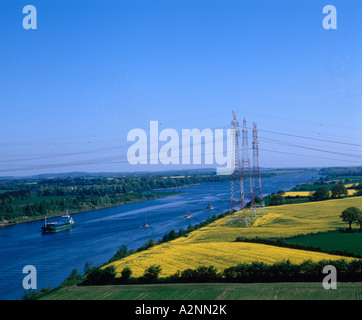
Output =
[
  {"x1": 284, "y1": 231, "x2": 362, "y2": 256},
  {"x1": 40, "y1": 283, "x2": 362, "y2": 300}
]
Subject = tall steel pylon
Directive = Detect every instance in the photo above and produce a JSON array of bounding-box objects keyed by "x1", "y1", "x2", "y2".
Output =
[
  {"x1": 228, "y1": 111, "x2": 244, "y2": 213},
  {"x1": 251, "y1": 122, "x2": 266, "y2": 216},
  {"x1": 226, "y1": 114, "x2": 266, "y2": 226},
  {"x1": 241, "y1": 118, "x2": 254, "y2": 217}
]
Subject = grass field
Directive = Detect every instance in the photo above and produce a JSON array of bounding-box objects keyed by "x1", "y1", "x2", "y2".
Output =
[
  {"x1": 40, "y1": 282, "x2": 362, "y2": 300},
  {"x1": 106, "y1": 197, "x2": 362, "y2": 278},
  {"x1": 284, "y1": 231, "x2": 362, "y2": 256}
]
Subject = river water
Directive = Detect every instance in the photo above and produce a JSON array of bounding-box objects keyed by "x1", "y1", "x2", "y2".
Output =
[{"x1": 0, "y1": 173, "x2": 317, "y2": 300}]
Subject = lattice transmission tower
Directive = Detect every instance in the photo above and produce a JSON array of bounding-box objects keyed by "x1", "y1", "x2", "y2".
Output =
[
  {"x1": 226, "y1": 113, "x2": 266, "y2": 227},
  {"x1": 251, "y1": 122, "x2": 266, "y2": 216},
  {"x1": 228, "y1": 111, "x2": 244, "y2": 213}
]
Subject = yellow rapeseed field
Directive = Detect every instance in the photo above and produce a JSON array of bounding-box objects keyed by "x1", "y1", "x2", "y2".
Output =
[
  {"x1": 108, "y1": 241, "x2": 354, "y2": 278},
  {"x1": 285, "y1": 190, "x2": 356, "y2": 197},
  {"x1": 284, "y1": 191, "x2": 311, "y2": 197},
  {"x1": 184, "y1": 196, "x2": 362, "y2": 242},
  {"x1": 106, "y1": 196, "x2": 362, "y2": 278}
]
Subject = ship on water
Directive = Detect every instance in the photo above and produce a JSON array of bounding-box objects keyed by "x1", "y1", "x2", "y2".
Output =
[
  {"x1": 183, "y1": 211, "x2": 192, "y2": 219},
  {"x1": 41, "y1": 211, "x2": 75, "y2": 233}
]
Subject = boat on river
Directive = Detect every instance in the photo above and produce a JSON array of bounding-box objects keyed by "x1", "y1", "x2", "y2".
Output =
[
  {"x1": 41, "y1": 211, "x2": 74, "y2": 233},
  {"x1": 206, "y1": 203, "x2": 214, "y2": 210},
  {"x1": 183, "y1": 211, "x2": 192, "y2": 219},
  {"x1": 141, "y1": 215, "x2": 150, "y2": 229}
]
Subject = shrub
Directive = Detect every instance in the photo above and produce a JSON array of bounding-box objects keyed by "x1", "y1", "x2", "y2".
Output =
[
  {"x1": 139, "y1": 265, "x2": 162, "y2": 283},
  {"x1": 310, "y1": 187, "x2": 330, "y2": 201},
  {"x1": 269, "y1": 194, "x2": 285, "y2": 206},
  {"x1": 120, "y1": 267, "x2": 133, "y2": 282},
  {"x1": 83, "y1": 266, "x2": 116, "y2": 285}
]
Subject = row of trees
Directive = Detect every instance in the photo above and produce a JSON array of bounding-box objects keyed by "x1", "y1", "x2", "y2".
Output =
[
  {"x1": 33, "y1": 175, "x2": 231, "y2": 197},
  {"x1": 0, "y1": 192, "x2": 177, "y2": 222},
  {"x1": 319, "y1": 167, "x2": 362, "y2": 177},
  {"x1": 310, "y1": 184, "x2": 358, "y2": 201},
  {"x1": 79, "y1": 258, "x2": 362, "y2": 286}
]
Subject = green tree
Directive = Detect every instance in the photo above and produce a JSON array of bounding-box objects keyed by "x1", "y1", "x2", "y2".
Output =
[
  {"x1": 140, "y1": 265, "x2": 162, "y2": 283},
  {"x1": 269, "y1": 194, "x2": 285, "y2": 206},
  {"x1": 331, "y1": 184, "x2": 348, "y2": 199},
  {"x1": 84, "y1": 266, "x2": 116, "y2": 285},
  {"x1": 311, "y1": 186, "x2": 330, "y2": 201},
  {"x1": 340, "y1": 207, "x2": 361, "y2": 230},
  {"x1": 120, "y1": 267, "x2": 133, "y2": 282}
]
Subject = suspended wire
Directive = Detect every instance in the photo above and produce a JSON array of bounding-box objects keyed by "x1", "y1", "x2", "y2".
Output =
[
  {"x1": 259, "y1": 137, "x2": 362, "y2": 160},
  {"x1": 257, "y1": 128, "x2": 362, "y2": 147},
  {"x1": 1, "y1": 122, "x2": 361, "y2": 174}
]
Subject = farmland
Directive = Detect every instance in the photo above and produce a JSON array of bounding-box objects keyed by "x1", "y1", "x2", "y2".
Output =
[
  {"x1": 108, "y1": 240, "x2": 354, "y2": 278},
  {"x1": 106, "y1": 196, "x2": 362, "y2": 278},
  {"x1": 284, "y1": 232, "x2": 362, "y2": 256},
  {"x1": 40, "y1": 282, "x2": 362, "y2": 300},
  {"x1": 285, "y1": 190, "x2": 357, "y2": 197},
  {"x1": 37, "y1": 191, "x2": 362, "y2": 300}
]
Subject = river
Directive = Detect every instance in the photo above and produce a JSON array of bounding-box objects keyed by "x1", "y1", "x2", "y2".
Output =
[{"x1": 0, "y1": 172, "x2": 318, "y2": 300}]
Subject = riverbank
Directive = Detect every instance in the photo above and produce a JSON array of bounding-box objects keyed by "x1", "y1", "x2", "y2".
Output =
[{"x1": 0, "y1": 191, "x2": 183, "y2": 227}]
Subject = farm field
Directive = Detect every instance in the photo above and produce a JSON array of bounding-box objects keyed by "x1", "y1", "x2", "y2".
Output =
[
  {"x1": 285, "y1": 190, "x2": 357, "y2": 197},
  {"x1": 174, "y1": 196, "x2": 362, "y2": 243},
  {"x1": 40, "y1": 282, "x2": 362, "y2": 300},
  {"x1": 108, "y1": 240, "x2": 354, "y2": 278},
  {"x1": 107, "y1": 197, "x2": 362, "y2": 278},
  {"x1": 284, "y1": 232, "x2": 362, "y2": 256}
]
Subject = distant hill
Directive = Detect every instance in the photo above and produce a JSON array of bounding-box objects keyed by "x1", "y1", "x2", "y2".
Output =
[{"x1": 0, "y1": 167, "x2": 320, "y2": 180}]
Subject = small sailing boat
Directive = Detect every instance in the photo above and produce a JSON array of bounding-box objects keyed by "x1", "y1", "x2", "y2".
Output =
[
  {"x1": 141, "y1": 214, "x2": 150, "y2": 229},
  {"x1": 183, "y1": 211, "x2": 192, "y2": 219},
  {"x1": 206, "y1": 203, "x2": 214, "y2": 210}
]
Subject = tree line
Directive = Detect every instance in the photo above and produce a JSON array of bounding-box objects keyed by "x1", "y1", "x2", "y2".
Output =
[
  {"x1": 0, "y1": 191, "x2": 179, "y2": 223},
  {"x1": 69, "y1": 258, "x2": 362, "y2": 288}
]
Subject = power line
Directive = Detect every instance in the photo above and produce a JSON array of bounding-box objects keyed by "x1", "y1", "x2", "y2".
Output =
[
  {"x1": 257, "y1": 128, "x2": 362, "y2": 148},
  {"x1": 259, "y1": 137, "x2": 362, "y2": 160}
]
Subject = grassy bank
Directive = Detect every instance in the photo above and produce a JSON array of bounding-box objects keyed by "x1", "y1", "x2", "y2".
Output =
[{"x1": 39, "y1": 282, "x2": 362, "y2": 300}]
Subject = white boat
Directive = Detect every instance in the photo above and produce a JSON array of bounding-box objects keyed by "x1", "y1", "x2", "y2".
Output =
[{"x1": 183, "y1": 211, "x2": 192, "y2": 219}]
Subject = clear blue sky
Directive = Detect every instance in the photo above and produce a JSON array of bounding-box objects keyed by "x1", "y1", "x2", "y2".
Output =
[{"x1": 0, "y1": 0, "x2": 361, "y2": 176}]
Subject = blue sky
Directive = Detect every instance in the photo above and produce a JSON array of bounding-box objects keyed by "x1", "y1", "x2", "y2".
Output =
[{"x1": 0, "y1": 0, "x2": 361, "y2": 176}]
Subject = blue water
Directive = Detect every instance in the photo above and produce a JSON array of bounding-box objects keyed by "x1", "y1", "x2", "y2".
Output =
[{"x1": 0, "y1": 173, "x2": 317, "y2": 300}]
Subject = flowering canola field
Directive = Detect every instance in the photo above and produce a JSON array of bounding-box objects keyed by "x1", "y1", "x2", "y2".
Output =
[
  {"x1": 285, "y1": 190, "x2": 357, "y2": 197},
  {"x1": 107, "y1": 196, "x2": 362, "y2": 278}
]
